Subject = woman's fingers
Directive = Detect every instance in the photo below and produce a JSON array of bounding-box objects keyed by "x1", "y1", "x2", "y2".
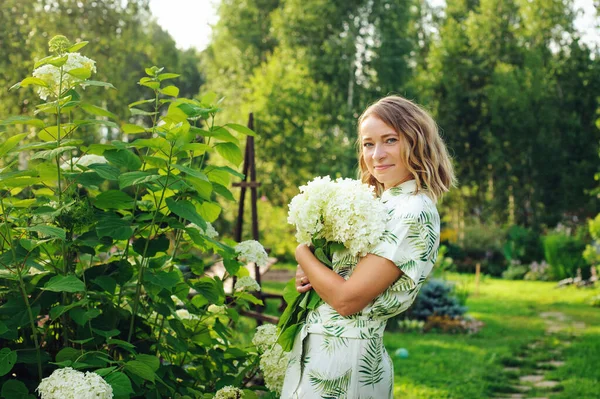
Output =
[
  {"x1": 296, "y1": 283, "x2": 312, "y2": 293},
  {"x1": 295, "y1": 264, "x2": 310, "y2": 287}
]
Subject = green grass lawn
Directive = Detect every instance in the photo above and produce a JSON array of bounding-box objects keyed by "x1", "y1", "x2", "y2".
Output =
[{"x1": 252, "y1": 273, "x2": 600, "y2": 398}]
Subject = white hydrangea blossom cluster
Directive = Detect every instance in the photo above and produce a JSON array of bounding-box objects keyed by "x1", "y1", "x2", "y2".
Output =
[
  {"x1": 186, "y1": 222, "x2": 219, "y2": 239},
  {"x1": 214, "y1": 385, "x2": 244, "y2": 399},
  {"x1": 37, "y1": 367, "x2": 113, "y2": 399},
  {"x1": 288, "y1": 176, "x2": 388, "y2": 256},
  {"x1": 207, "y1": 304, "x2": 227, "y2": 314},
  {"x1": 33, "y1": 52, "x2": 97, "y2": 100},
  {"x1": 60, "y1": 154, "x2": 107, "y2": 171},
  {"x1": 235, "y1": 240, "x2": 268, "y2": 267},
  {"x1": 175, "y1": 309, "x2": 198, "y2": 320},
  {"x1": 234, "y1": 276, "x2": 260, "y2": 292},
  {"x1": 252, "y1": 324, "x2": 288, "y2": 394}
]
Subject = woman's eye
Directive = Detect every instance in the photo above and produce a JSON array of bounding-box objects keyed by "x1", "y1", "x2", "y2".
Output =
[
  {"x1": 386, "y1": 138, "x2": 398, "y2": 144},
  {"x1": 363, "y1": 143, "x2": 373, "y2": 148}
]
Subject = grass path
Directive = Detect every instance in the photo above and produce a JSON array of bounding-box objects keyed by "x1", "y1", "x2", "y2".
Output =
[{"x1": 259, "y1": 272, "x2": 599, "y2": 398}]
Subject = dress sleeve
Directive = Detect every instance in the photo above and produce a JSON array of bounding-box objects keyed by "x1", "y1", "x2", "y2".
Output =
[{"x1": 369, "y1": 213, "x2": 427, "y2": 291}]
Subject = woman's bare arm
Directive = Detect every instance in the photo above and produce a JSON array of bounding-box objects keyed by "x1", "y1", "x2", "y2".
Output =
[{"x1": 295, "y1": 244, "x2": 402, "y2": 316}]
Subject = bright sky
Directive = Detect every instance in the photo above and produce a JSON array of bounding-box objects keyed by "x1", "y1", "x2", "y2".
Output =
[{"x1": 149, "y1": 0, "x2": 599, "y2": 51}]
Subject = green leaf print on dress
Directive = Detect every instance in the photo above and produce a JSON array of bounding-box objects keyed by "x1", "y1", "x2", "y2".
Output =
[
  {"x1": 309, "y1": 368, "x2": 352, "y2": 399},
  {"x1": 359, "y1": 338, "x2": 384, "y2": 387}
]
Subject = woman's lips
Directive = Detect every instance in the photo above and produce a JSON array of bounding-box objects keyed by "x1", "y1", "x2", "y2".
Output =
[{"x1": 374, "y1": 165, "x2": 393, "y2": 171}]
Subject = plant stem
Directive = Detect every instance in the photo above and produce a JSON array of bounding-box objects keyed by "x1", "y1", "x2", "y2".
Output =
[
  {"x1": 1, "y1": 197, "x2": 42, "y2": 381},
  {"x1": 127, "y1": 143, "x2": 175, "y2": 343}
]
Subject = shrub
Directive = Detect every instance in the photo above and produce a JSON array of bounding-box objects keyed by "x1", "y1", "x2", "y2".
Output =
[
  {"x1": 0, "y1": 36, "x2": 264, "y2": 398},
  {"x1": 543, "y1": 231, "x2": 588, "y2": 280},
  {"x1": 451, "y1": 221, "x2": 507, "y2": 276},
  {"x1": 501, "y1": 261, "x2": 529, "y2": 280},
  {"x1": 503, "y1": 225, "x2": 544, "y2": 264},
  {"x1": 407, "y1": 279, "x2": 467, "y2": 321},
  {"x1": 524, "y1": 260, "x2": 551, "y2": 281}
]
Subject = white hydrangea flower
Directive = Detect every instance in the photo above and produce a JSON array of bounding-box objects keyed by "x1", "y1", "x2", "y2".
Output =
[
  {"x1": 252, "y1": 324, "x2": 277, "y2": 352},
  {"x1": 288, "y1": 176, "x2": 388, "y2": 256},
  {"x1": 60, "y1": 155, "x2": 107, "y2": 171},
  {"x1": 37, "y1": 367, "x2": 113, "y2": 399},
  {"x1": 234, "y1": 276, "x2": 260, "y2": 292},
  {"x1": 208, "y1": 304, "x2": 227, "y2": 314},
  {"x1": 214, "y1": 385, "x2": 244, "y2": 399},
  {"x1": 171, "y1": 295, "x2": 184, "y2": 307},
  {"x1": 235, "y1": 240, "x2": 268, "y2": 267},
  {"x1": 251, "y1": 325, "x2": 288, "y2": 394},
  {"x1": 175, "y1": 309, "x2": 198, "y2": 320},
  {"x1": 186, "y1": 221, "x2": 219, "y2": 239},
  {"x1": 33, "y1": 52, "x2": 97, "y2": 100}
]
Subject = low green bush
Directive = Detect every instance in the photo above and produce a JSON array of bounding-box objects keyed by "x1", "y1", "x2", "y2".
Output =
[{"x1": 543, "y1": 231, "x2": 588, "y2": 280}]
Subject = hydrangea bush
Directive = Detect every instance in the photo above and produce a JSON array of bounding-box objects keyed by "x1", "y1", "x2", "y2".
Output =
[{"x1": 0, "y1": 36, "x2": 266, "y2": 398}]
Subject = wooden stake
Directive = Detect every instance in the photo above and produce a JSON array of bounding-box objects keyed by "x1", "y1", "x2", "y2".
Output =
[{"x1": 475, "y1": 262, "x2": 481, "y2": 297}]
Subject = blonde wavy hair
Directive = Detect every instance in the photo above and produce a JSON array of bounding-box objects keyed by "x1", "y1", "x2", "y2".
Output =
[{"x1": 357, "y1": 95, "x2": 456, "y2": 202}]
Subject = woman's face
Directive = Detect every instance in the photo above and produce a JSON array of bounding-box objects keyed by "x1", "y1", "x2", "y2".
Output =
[{"x1": 360, "y1": 115, "x2": 410, "y2": 190}]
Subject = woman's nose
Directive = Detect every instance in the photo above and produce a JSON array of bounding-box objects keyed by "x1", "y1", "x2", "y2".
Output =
[{"x1": 372, "y1": 144, "x2": 386, "y2": 160}]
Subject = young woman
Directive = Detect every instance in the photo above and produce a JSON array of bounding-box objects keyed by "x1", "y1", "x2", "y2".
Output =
[{"x1": 280, "y1": 95, "x2": 455, "y2": 398}]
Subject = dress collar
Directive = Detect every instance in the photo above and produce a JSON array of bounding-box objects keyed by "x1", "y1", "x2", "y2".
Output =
[{"x1": 382, "y1": 179, "x2": 418, "y2": 200}]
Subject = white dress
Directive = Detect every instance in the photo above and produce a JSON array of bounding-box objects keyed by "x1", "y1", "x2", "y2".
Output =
[{"x1": 281, "y1": 180, "x2": 440, "y2": 399}]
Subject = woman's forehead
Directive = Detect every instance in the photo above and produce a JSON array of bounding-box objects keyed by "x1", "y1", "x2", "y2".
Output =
[{"x1": 360, "y1": 116, "x2": 398, "y2": 138}]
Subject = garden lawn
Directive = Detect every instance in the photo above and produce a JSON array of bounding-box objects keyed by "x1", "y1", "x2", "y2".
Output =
[{"x1": 258, "y1": 273, "x2": 599, "y2": 398}]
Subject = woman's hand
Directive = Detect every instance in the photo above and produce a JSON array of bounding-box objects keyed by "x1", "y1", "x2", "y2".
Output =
[{"x1": 295, "y1": 264, "x2": 312, "y2": 293}]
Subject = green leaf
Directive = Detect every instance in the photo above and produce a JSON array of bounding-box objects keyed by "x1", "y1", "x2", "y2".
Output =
[
  {"x1": 82, "y1": 80, "x2": 116, "y2": 89},
  {"x1": 122, "y1": 123, "x2": 149, "y2": 134},
  {"x1": 185, "y1": 177, "x2": 213, "y2": 200},
  {"x1": 139, "y1": 81, "x2": 160, "y2": 90},
  {"x1": 104, "y1": 149, "x2": 142, "y2": 170},
  {"x1": 73, "y1": 119, "x2": 119, "y2": 129},
  {"x1": 206, "y1": 126, "x2": 239, "y2": 144},
  {"x1": 193, "y1": 277, "x2": 224, "y2": 305},
  {"x1": 70, "y1": 308, "x2": 101, "y2": 326},
  {"x1": 43, "y1": 275, "x2": 86, "y2": 293},
  {"x1": 157, "y1": 73, "x2": 180, "y2": 81},
  {"x1": 92, "y1": 276, "x2": 117, "y2": 295},
  {"x1": 199, "y1": 201, "x2": 221, "y2": 223},
  {"x1": 105, "y1": 372, "x2": 134, "y2": 397},
  {"x1": 94, "y1": 190, "x2": 135, "y2": 210},
  {"x1": 31, "y1": 146, "x2": 76, "y2": 160},
  {"x1": 96, "y1": 213, "x2": 132, "y2": 240},
  {"x1": 215, "y1": 142, "x2": 243, "y2": 167},
  {"x1": 56, "y1": 347, "x2": 81, "y2": 363},
  {"x1": 80, "y1": 103, "x2": 118, "y2": 120},
  {"x1": 46, "y1": 55, "x2": 69, "y2": 67},
  {"x1": 166, "y1": 198, "x2": 206, "y2": 229},
  {"x1": 129, "y1": 138, "x2": 170, "y2": 153},
  {"x1": 87, "y1": 163, "x2": 121, "y2": 180},
  {"x1": 180, "y1": 143, "x2": 212, "y2": 155},
  {"x1": 128, "y1": 99, "x2": 155, "y2": 108},
  {"x1": 172, "y1": 164, "x2": 209, "y2": 181},
  {"x1": 0, "y1": 321, "x2": 8, "y2": 336},
  {"x1": 67, "y1": 41, "x2": 89, "y2": 52},
  {"x1": 130, "y1": 108, "x2": 158, "y2": 116},
  {"x1": 0, "y1": 133, "x2": 28, "y2": 158},
  {"x1": 12, "y1": 77, "x2": 49, "y2": 90},
  {"x1": 49, "y1": 298, "x2": 88, "y2": 320},
  {"x1": 92, "y1": 328, "x2": 120, "y2": 338},
  {"x1": 1, "y1": 380, "x2": 31, "y2": 399},
  {"x1": 0, "y1": 116, "x2": 44, "y2": 128},
  {"x1": 160, "y1": 85, "x2": 179, "y2": 97},
  {"x1": 226, "y1": 123, "x2": 257, "y2": 137},
  {"x1": 0, "y1": 348, "x2": 17, "y2": 377},
  {"x1": 26, "y1": 225, "x2": 66, "y2": 240},
  {"x1": 213, "y1": 183, "x2": 236, "y2": 201},
  {"x1": 136, "y1": 354, "x2": 160, "y2": 372},
  {"x1": 144, "y1": 270, "x2": 180, "y2": 290},
  {"x1": 133, "y1": 235, "x2": 170, "y2": 258},
  {"x1": 67, "y1": 67, "x2": 92, "y2": 80},
  {"x1": 118, "y1": 171, "x2": 161, "y2": 189},
  {"x1": 235, "y1": 291, "x2": 263, "y2": 306},
  {"x1": 124, "y1": 360, "x2": 155, "y2": 383}
]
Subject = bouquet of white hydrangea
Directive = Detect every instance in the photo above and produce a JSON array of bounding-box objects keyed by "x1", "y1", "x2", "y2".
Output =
[
  {"x1": 252, "y1": 324, "x2": 289, "y2": 395},
  {"x1": 278, "y1": 176, "x2": 388, "y2": 351},
  {"x1": 37, "y1": 367, "x2": 113, "y2": 399}
]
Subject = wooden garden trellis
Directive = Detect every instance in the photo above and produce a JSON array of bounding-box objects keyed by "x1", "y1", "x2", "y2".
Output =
[{"x1": 232, "y1": 113, "x2": 284, "y2": 325}]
